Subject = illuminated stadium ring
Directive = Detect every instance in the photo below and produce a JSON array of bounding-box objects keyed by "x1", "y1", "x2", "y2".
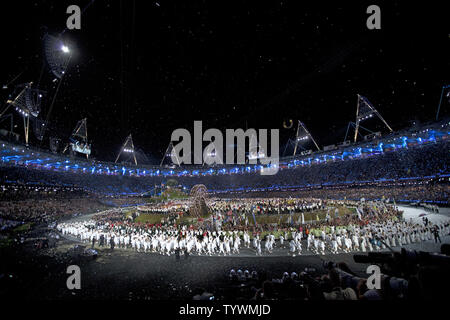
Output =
[{"x1": 0, "y1": 121, "x2": 448, "y2": 180}]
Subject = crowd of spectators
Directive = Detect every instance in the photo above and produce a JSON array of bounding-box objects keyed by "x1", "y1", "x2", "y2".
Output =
[
  {"x1": 1, "y1": 140, "x2": 448, "y2": 196},
  {"x1": 0, "y1": 183, "x2": 88, "y2": 201},
  {"x1": 201, "y1": 142, "x2": 449, "y2": 191},
  {"x1": 0, "y1": 198, "x2": 108, "y2": 223},
  {"x1": 223, "y1": 181, "x2": 449, "y2": 204},
  {"x1": 214, "y1": 246, "x2": 450, "y2": 300}
]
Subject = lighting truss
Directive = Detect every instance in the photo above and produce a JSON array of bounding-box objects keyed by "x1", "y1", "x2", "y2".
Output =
[
  {"x1": 115, "y1": 134, "x2": 137, "y2": 165},
  {"x1": 293, "y1": 120, "x2": 320, "y2": 156},
  {"x1": 354, "y1": 94, "x2": 393, "y2": 142},
  {"x1": 1, "y1": 82, "x2": 45, "y2": 145},
  {"x1": 160, "y1": 141, "x2": 181, "y2": 167},
  {"x1": 43, "y1": 33, "x2": 71, "y2": 79},
  {"x1": 246, "y1": 132, "x2": 266, "y2": 162}
]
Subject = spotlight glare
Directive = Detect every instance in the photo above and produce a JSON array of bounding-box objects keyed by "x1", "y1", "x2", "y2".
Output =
[{"x1": 61, "y1": 45, "x2": 70, "y2": 53}]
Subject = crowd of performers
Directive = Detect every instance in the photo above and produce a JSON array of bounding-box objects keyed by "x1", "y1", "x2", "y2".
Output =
[{"x1": 57, "y1": 198, "x2": 450, "y2": 257}]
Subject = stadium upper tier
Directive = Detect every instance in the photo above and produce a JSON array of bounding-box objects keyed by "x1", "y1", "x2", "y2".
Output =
[{"x1": 0, "y1": 121, "x2": 449, "y2": 195}]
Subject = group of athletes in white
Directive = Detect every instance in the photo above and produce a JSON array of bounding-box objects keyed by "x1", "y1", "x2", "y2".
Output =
[
  {"x1": 57, "y1": 205, "x2": 449, "y2": 257},
  {"x1": 291, "y1": 219, "x2": 449, "y2": 256}
]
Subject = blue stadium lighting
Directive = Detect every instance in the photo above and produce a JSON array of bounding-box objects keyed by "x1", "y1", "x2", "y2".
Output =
[
  {"x1": 0, "y1": 123, "x2": 447, "y2": 183},
  {"x1": 376, "y1": 143, "x2": 384, "y2": 152},
  {"x1": 122, "y1": 167, "x2": 126, "y2": 175},
  {"x1": 401, "y1": 136, "x2": 408, "y2": 148}
]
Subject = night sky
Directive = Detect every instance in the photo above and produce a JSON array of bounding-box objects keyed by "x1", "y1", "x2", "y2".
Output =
[{"x1": 1, "y1": 1, "x2": 448, "y2": 164}]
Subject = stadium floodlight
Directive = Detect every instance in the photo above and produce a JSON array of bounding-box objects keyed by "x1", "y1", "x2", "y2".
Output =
[
  {"x1": 246, "y1": 135, "x2": 267, "y2": 162},
  {"x1": 5, "y1": 82, "x2": 44, "y2": 118},
  {"x1": 115, "y1": 134, "x2": 137, "y2": 165},
  {"x1": 160, "y1": 141, "x2": 181, "y2": 167},
  {"x1": 248, "y1": 150, "x2": 266, "y2": 161},
  {"x1": 43, "y1": 33, "x2": 72, "y2": 79},
  {"x1": 296, "y1": 136, "x2": 309, "y2": 141},
  {"x1": 353, "y1": 94, "x2": 393, "y2": 142},
  {"x1": 1, "y1": 82, "x2": 46, "y2": 145},
  {"x1": 293, "y1": 120, "x2": 320, "y2": 156}
]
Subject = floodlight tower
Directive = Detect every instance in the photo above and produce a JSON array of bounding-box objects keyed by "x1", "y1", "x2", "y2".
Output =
[
  {"x1": 43, "y1": 34, "x2": 72, "y2": 79},
  {"x1": 293, "y1": 120, "x2": 320, "y2": 156},
  {"x1": 353, "y1": 94, "x2": 393, "y2": 142},
  {"x1": 247, "y1": 143, "x2": 266, "y2": 163},
  {"x1": 115, "y1": 134, "x2": 138, "y2": 165},
  {"x1": 160, "y1": 141, "x2": 181, "y2": 167},
  {"x1": 1, "y1": 82, "x2": 45, "y2": 145}
]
